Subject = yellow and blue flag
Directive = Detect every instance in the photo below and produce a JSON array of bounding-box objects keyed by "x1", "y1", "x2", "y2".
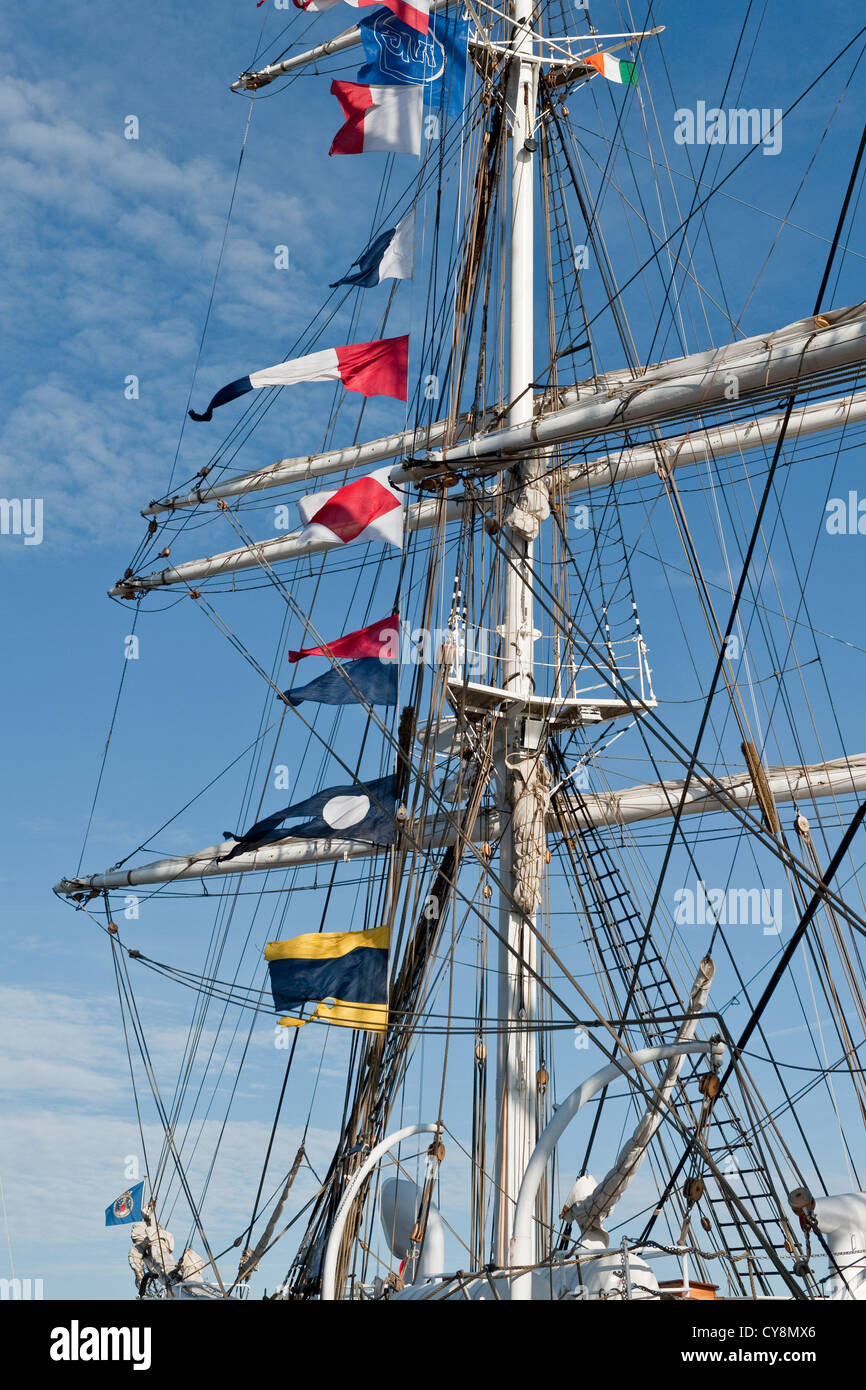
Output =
[
  {"x1": 105, "y1": 1180, "x2": 145, "y2": 1227},
  {"x1": 265, "y1": 925, "x2": 389, "y2": 1033}
]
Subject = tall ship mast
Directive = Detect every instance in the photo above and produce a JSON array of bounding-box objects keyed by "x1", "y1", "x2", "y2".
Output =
[{"x1": 56, "y1": 0, "x2": 866, "y2": 1302}]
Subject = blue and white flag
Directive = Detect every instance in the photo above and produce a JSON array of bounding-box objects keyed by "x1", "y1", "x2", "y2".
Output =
[
  {"x1": 223, "y1": 774, "x2": 399, "y2": 859},
  {"x1": 105, "y1": 1181, "x2": 145, "y2": 1227},
  {"x1": 330, "y1": 209, "x2": 415, "y2": 289},
  {"x1": 357, "y1": 9, "x2": 469, "y2": 120}
]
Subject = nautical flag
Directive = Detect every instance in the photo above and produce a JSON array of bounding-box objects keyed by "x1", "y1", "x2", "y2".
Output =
[
  {"x1": 189, "y1": 336, "x2": 409, "y2": 422},
  {"x1": 265, "y1": 924, "x2": 390, "y2": 1032},
  {"x1": 585, "y1": 51, "x2": 638, "y2": 86},
  {"x1": 297, "y1": 466, "x2": 404, "y2": 550},
  {"x1": 288, "y1": 612, "x2": 400, "y2": 663},
  {"x1": 223, "y1": 773, "x2": 399, "y2": 859},
  {"x1": 285, "y1": 657, "x2": 398, "y2": 708},
  {"x1": 285, "y1": 612, "x2": 400, "y2": 706},
  {"x1": 105, "y1": 1181, "x2": 145, "y2": 1227},
  {"x1": 358, "y1": 10, "x2": 469, "y2": 121},
  {"x1": 292, "y1": 0, "x2": 430, "y2": 37},
  {"x1": 330, "y1": 81, "x2": 423, "y2": 156},
  {"x1": 330, "y1": 210, "x2": 415, "y2": 289}
]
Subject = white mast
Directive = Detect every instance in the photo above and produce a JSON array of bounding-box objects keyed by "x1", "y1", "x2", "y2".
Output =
[{"x1": 492, "y1": 0, "x2": 542, "y2": 1266}]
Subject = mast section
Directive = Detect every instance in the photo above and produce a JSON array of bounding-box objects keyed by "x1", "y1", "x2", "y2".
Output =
[{"x1": 492, "y1": 0, "x2": 544, "y2": 1266}]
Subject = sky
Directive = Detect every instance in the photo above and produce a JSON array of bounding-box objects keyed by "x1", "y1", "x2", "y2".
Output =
[{"x1": 2, "y1": 0, "x2": 866, "y2": 1301}]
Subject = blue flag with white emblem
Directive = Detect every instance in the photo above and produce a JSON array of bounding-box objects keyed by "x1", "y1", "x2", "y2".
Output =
[
  {"x1": 222, "y1": 774, "x2": 399, "y2": 860},
  {"x1": 105, "y1": 1181, "x2": 145, "y2": 1227},
  {"x1": 357, "y1": 9, "x2": 469, "y2": 120}
]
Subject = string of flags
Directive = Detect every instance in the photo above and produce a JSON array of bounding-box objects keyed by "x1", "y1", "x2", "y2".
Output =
[
  {"x1": 224, "y1": 10, "x2": 468, "y2": 1050},
  {"x1": 330, "y1": 10, "x2": 469, "y2": 156}
]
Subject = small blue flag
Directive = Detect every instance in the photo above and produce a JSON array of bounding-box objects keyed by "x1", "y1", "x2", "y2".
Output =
[
  {"x1": 330, "y1": 211, "x2": 415, "y2": 289},
  {"x1": 358, "y1": 9, "x2": 469, "y2": 120},
  {"x1": 285, "y1": 656, "x2": 398, "y2": 708},
  {"x1": 105, "y1": 1180, "x2": 145, "y2": 1227}
]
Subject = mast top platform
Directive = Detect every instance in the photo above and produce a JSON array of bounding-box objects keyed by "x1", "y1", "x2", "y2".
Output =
[{"x1": 446, "y1": 679, "x2": 655, "y2": 729}]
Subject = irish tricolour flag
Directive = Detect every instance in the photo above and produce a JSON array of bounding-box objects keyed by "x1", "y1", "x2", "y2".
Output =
[
  {"x1": 189, "y1": 337, "x2": 408, "y2": 422},
  {"x1": 585, "y1": 52, "x2": 638, "y2": 86}
]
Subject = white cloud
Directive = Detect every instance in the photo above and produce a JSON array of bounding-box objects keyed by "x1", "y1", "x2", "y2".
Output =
[
  {"x1": 0, "y1": 72, "x2": 331, "y2": 553},
  {"x1": 0, "y1": 981, "x2": 342, "y2": 1298}
]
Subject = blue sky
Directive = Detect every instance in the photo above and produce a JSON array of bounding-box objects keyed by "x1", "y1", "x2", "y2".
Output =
[{"x1": 3, "y1": 0, "x2": 866, "y2": 1300}]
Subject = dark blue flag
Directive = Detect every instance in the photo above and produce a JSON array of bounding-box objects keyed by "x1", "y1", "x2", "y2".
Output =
[
  {"x1": 223, "y1": 774, "x2": 399, "y2": 859},
  {"x1": 284, "y1": 656, "x2": 398, "y2": 708},
  {"x1": 358, "y1": 9, "x2": 469, "y2": 120}
]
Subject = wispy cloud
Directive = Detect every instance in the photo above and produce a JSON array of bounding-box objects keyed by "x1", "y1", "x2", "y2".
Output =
[
  {"x1": 0, "y1": 71, "x2": 332, "y2": 552},
  {"x1": 0, "y1": 980, "x2": 342, "y2": 1298}
]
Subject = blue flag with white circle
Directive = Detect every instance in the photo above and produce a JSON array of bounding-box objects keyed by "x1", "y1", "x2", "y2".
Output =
[{"x1": 222, "y1": 774, "x2": 399, "y2": 861}]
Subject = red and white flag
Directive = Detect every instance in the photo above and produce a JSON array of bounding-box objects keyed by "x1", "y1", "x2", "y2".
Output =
[
  {"x1": 298, "y1": 468, "x2": 403, "y2": 550},
  {"x1": 189, "y1": 336, "x2": 408, "y2": 421},
  {"x1": 330, "y1": 81, "x2": 423, "y2": 157},
  {"x1": 291, "y1": 0, "x2": 430, "y2": 36}
]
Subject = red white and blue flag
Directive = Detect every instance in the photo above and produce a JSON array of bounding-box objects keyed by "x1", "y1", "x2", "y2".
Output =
[
  {"x1": 291, "y1": 0, "x2": 430, "y2": 37},
  {"x1": 330, "y1": 209, "x2": 415, "y2": 289},
  {"x1": 189, "y1": 336, "x2": 408, "y2": 422},
  {"x1": 330, "y1": 81, "x2": 423, "y2": 157},
  {"x1": 298, "y1": 467, "x2": 404, "y2": 550}
]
